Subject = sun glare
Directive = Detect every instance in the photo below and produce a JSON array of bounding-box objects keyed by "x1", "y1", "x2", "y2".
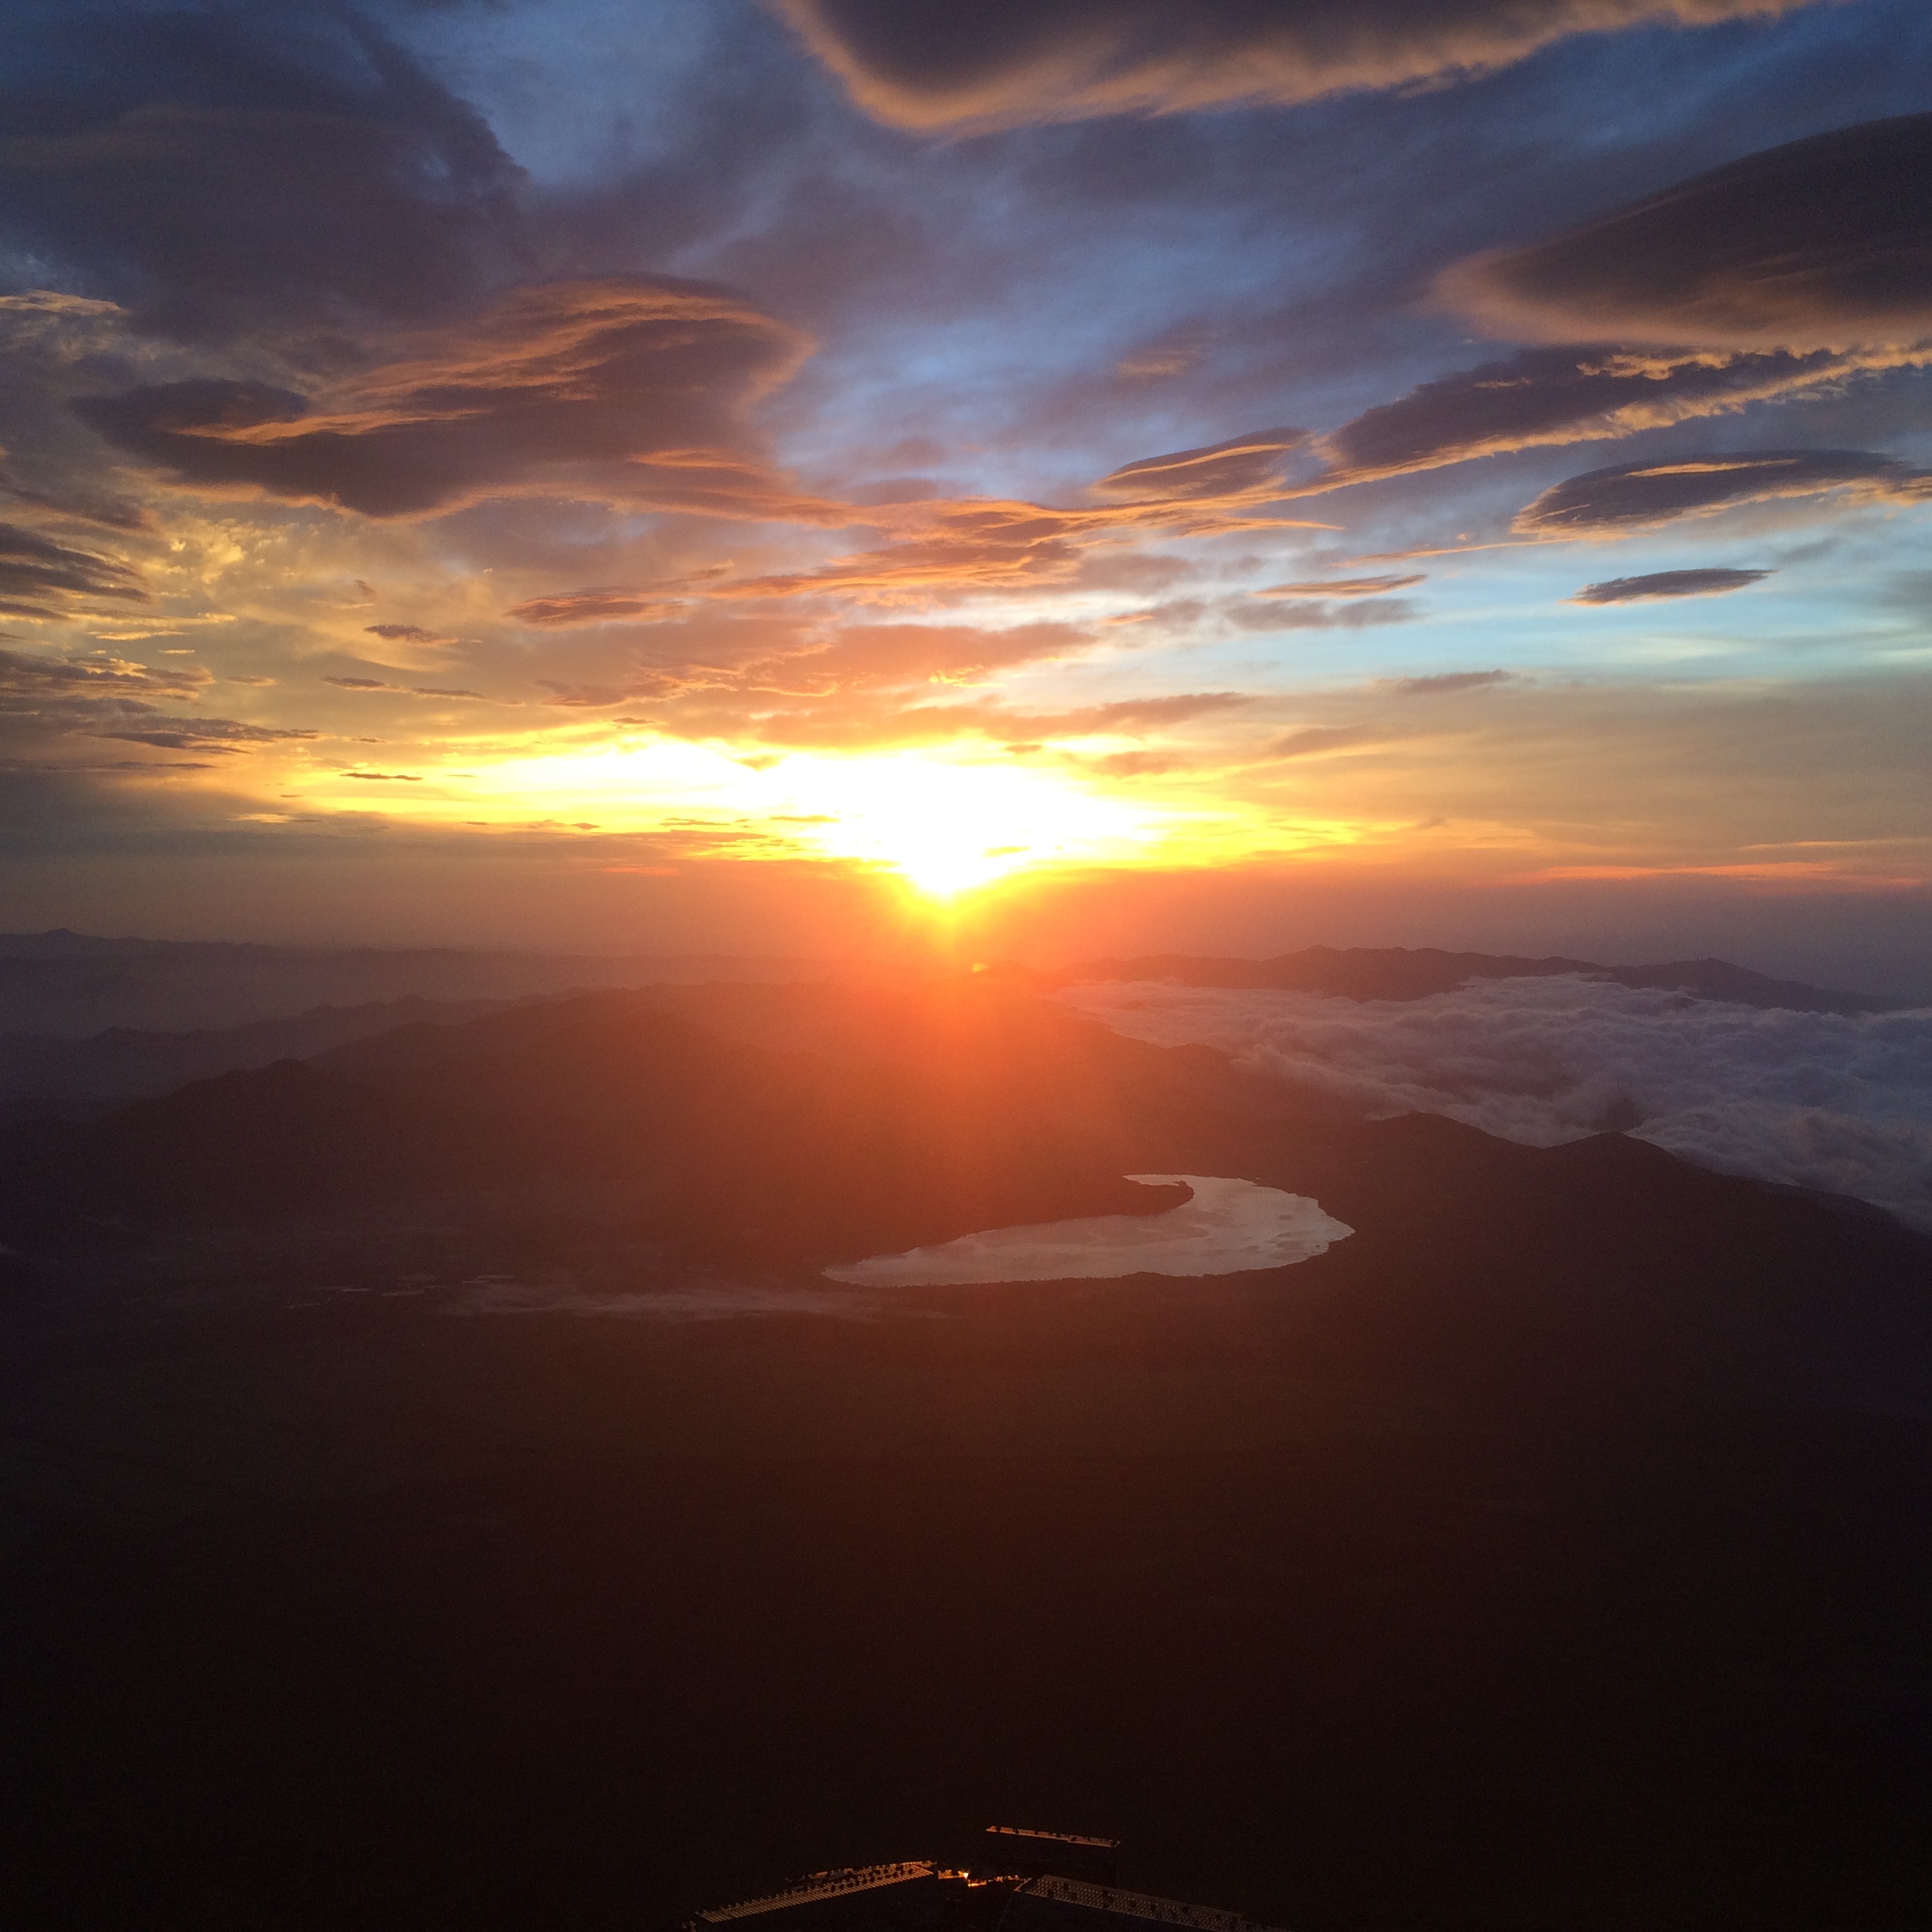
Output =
[
  {"x1": 758, "y1": 754, "x2": 1156, "y2": 897},
  {"x1": 396, "y1": 740, "x2": 1161, "y2": 896}
]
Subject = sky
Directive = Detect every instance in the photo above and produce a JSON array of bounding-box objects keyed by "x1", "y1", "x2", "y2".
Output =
[{"x1": 2, "y1": 0, "x2": 1931, "y2": 984}]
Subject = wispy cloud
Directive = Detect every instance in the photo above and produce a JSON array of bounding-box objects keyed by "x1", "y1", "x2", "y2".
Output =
[{"x1": 777, "y1": 0, "x2": 1818, "y2": 130}]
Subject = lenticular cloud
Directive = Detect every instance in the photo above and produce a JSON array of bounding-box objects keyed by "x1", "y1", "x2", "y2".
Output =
[{"x1": 1057, "y1": 977, "x2": 1932, "y2": 1230}]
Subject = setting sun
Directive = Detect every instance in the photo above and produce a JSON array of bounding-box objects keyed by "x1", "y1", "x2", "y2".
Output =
[
  {"x1": 753, "y1": 754, "x2": 1159, "y2": 897},
  {"x1": 399, "y1": 742, "x2": 1165, "y2": 895}
]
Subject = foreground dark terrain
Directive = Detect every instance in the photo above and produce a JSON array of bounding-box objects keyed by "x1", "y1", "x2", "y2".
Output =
[{"x1": 1, "y1": 974, "x2": 1928, "y2": 1930}]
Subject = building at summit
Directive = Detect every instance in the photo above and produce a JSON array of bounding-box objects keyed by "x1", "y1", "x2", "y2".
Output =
[
  {"x1": 982, "y1": 1828, "x2": 1120, "y2": 1885},
  {"x1": 683, "y1": 1832, "x2": 1283, "y2": 1932},
  {"x1": 1002, "y1": 1876, "x2": 1284, "y2": 1932}
]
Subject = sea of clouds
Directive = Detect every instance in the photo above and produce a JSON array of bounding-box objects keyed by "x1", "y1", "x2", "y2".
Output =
[{"x1": 1056, "y1": 976, "x2": 1932, "y2": 1231}]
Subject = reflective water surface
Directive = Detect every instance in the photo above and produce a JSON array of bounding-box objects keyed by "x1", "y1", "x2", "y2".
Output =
[{"x1": 823, "y1": 1174, "x2": 1354, "y2": 1286}]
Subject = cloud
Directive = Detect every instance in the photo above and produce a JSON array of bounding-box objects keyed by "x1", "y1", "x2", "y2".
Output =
[
  {"x1": 1270, "y1": 725, "x2": 1371, "y2": 758},
  {"x1": 1515, "y1": 449, "x2": 1932, "y2": 535},
  {"x1": 1228, "y1": 597, "x2": 1419, "y2": 631},
  {"x1": 0, "y1": 521, "x2": 146, "y2": 620},
  {"x1": 500, "y1": 444, "x2": 1321, "y2": 635},
  {"x1": 1057, "y1": 975, "x2": 1932, "y2": 1230},
  {"x1": 322, "y1": 674, "x2": 488, "y2": 699},
  {"x1": 1376, "y1": 669, "x2": 1514, "y2": 695},
  {"x1": 612, "y1": 430, "x2": 1331, "y2": 618},
  {"x1": 1088, "y1": 749, "x2": 1181, "y2": 777},
  {"x1": 774, "y1": 0, "x2": 1815, "y2": 132},
  {"x1": 896, "y1": 687, "x2": 1252, "y2": 743},
  {"x1": 537, "y1": 681, "x2": 635, "y2": 710},
  {"x1": 492, "y1": 613, "x2": 1095, "y2": 732},
  {"x1": 1571, "y1": 567, "x2": 1773, "y2": 602},
  {"x1": 1255, "y1": 575, "x2": 1424, "y2": 597},
  {"x1": 365, "y1": 623, "x2": 454, "y2": 645},
  {"x1": 91, "y1": 717, "x2": 318, "y2": 751},
  {"x1": 0, "y1": 646, "x2": 205, "y2": 702},
  {"x1": 739, "y1": 620, "x2": 1091, "y2": 695},
  {"x1": 1305, "y1": 346, "x2": 1893, "y2": 490},
  {"x1": 1440, "y1": 112, "x2": 1932, "y2": 351},
  {"x1": 0, "y1": 470, "x2": 154, "y2": 537},
  {"x1": 639, "y1": 687, "x2": 1252, "y2": 753},
  {"x1": 706, "y1": 483, "x2": 1322, "y2": 605},
  {"x1": 1092, "y1": 427, "x2": 1305, "y2": 502},
  {"x1": 0, "y1": 3, "x2": 521, "y2": 338},
  {"x1": 1114, "y1": 324, "x2": 1212, "y2": 380},
  {"x1": 72, "y1": 278, "x2": 815, "y2": 519},
  {"x1": 0, "y1": 645, "x2": 313, "y2": 754},
  {"x1": 507, "y1": 588, "x2": 687, "y2": 629}
]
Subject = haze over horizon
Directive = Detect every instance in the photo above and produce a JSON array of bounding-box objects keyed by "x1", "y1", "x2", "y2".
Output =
[{"x1": 1, "y1": 0, "x2": 1930, "y2": 984}]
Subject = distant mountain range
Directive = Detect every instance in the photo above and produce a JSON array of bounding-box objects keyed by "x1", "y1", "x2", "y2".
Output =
[
  {"x1": 0, "y1": 935, "x2": 1904, "y2": 1118},
  {"x1": 0, "y1": 985, "x2": 1237, "y2": 1266},
  {"x1": 2, "y1": 978, "x2": 1926, "y2": 1417},
  {"x1": 0, "y1": 994, "x2": 532, "y2": 1121},
  {"x1": 1042, "y1": 947, "x2": 1900, "y2": 1015},
  {"x1": 0, "y1": 929, "x2": 836, "y2": 1039}
]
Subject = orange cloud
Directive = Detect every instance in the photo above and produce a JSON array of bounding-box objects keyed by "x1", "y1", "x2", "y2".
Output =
[
  {"x1": 775, "y1": 0, "x2": 1819, "y2": 132},
  {"x1": 698, "y1": 485, "x2": 1328, "y2": 607},
  {"x1": 627, "y1": 687, "x2": 1252, "y2": 754},
  {"x1": 735, "y1": 620, "x2": 1093, "y2": 695},
  {"x1": 73, "y1": 278, "x2": 825, "y2": 519},
  {"x1": 1091, "y1": 427, "x2": 1305, "y2": 502}
]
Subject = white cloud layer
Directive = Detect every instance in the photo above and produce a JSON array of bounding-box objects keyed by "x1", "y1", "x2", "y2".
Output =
[{"x1": 1057, "y1": 978, "x2": 1932, "y2": 1231}]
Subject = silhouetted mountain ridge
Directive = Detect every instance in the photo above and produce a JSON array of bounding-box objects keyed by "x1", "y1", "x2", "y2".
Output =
[
  {"x1": 0, "y1": 994, "x2": 537, "y2": 1121},
  {"x1": 1, "y1": 987, "x2": 1240, "y2": 1263},
  {"x1": 2, "y1": 979, "x2": 1926, "y2": 1419},
  {"x1": 0, "y1": 929, "x2": 838, "y2": 1038}
]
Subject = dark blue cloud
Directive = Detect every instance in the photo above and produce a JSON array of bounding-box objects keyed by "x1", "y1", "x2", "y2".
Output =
[
  {"x1": 1571, "y1": 568, "x2": 1773, "y2": 603},
  {"x1": 1517, "y1": 449, "x2": 1932, "y2": 534},
  {"x1": 1444, "y1": 111, "x2": 1932, "y2": 350},
  {"x1": 0, "y1": 1, "x2": 523, "y2": 338}
]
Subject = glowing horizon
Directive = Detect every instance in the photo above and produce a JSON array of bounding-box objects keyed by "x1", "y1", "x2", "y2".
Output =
[{"x1": 2, "y1": 2, "x2": 1928, "y2": 975}]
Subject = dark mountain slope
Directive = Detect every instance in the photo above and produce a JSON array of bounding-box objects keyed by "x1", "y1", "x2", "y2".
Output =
[
  {"x1": 0, "y1": 928, "x2": 830, "y2": 1038},
  {"x1": 5, "y1": 978, "x2": 1926, "y2": 1416},
  {"x1": 0, "y1": 986, "x2": 1272, "y2": 1264},
  {"x1": 1, "y1": 982, "x2": 1929, "y2": 1929},
  {"x1": 1245, "y1": 1113, "x2": 1932, "y2": 1414},
  {"x1": 0, "y1": 994, "x2": 533, "y2": 1121},
  {"x1": 1604, "y1": 954, "x2": 1895, "y2": 1012}
]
